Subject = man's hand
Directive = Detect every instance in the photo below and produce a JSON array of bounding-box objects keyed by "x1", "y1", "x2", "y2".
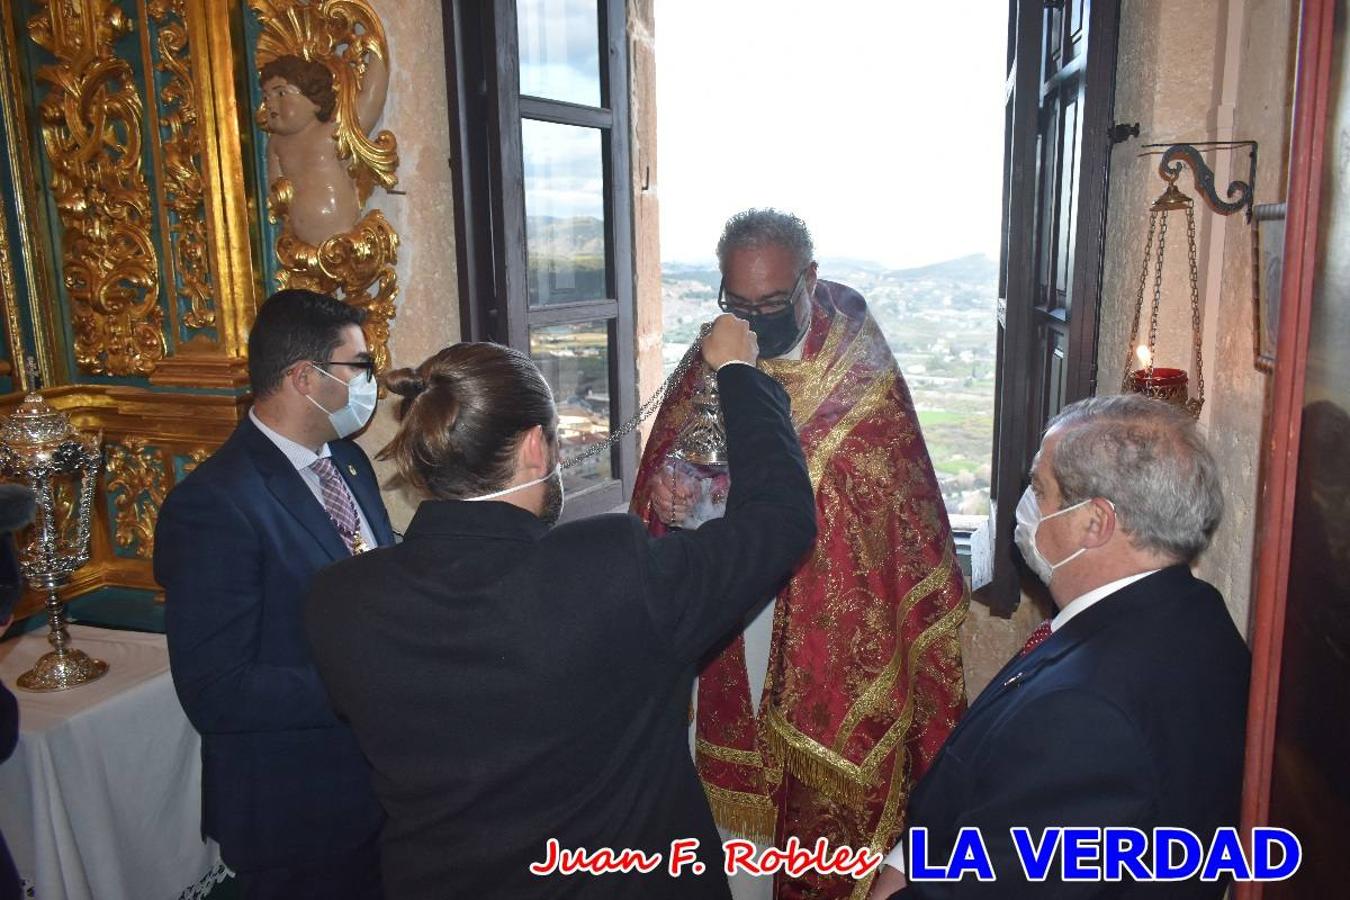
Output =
[
  {"x1": 701, "y1": 313, "x2": 759, "y2": 370},
  {"x1": 651, "y1": 468, "x2": 695, "y2": 527},
  {"x1": 867, "y1": 864, "x2": 907, "y2": 900}
]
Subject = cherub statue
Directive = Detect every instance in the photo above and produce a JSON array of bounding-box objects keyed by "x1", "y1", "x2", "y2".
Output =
[
  {"x1": 249, "y1": 0, "x2": 400, "y2": 372},
  {"x1": 259, "y1": 52, "x2": 389, "y2": 246}
]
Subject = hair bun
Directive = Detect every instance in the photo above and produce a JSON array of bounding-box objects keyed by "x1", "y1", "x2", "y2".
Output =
[{"x1": 383, "y1": 367, "x2": 428, "y2": 399}]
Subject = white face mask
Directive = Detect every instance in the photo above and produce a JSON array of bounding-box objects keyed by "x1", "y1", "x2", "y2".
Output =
[
  {"x1": 306, "y1": 364, "x2": 377, "y2": 439},
  {"x1": 464, "y1": 463, "x2": 565, "y2": 525},
  {"x1": 1013, "y1": 485, "x2": 1106, "y2": 585}
]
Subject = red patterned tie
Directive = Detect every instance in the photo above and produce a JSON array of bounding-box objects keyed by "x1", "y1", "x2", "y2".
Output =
[
  {"x1": 1019, "y1": 619, "x2": 1054, "y2": 657},
  {"x1": 310, "y1": 457, "x2": 361, "y2": 554}
]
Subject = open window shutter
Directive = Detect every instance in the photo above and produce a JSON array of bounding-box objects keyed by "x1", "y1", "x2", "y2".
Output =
[{"x1": 976, "y1": 0, "x2": 1122, "y2": 610}]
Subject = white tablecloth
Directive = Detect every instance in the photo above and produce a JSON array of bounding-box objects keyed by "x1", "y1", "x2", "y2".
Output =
[{"x1": 0, "y1": 625, "x2": 226, "y2": 900}]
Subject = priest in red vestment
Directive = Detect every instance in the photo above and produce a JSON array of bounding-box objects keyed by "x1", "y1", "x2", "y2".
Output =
[{"x1": 632, "y1": 210, "x2": 969, "y2": 900}]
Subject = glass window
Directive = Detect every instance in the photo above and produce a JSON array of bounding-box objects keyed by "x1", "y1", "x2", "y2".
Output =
[
  {"x1": 530, "y1": 320, "x2": 612, "y2": 491},
  {"x1": 522, "y1": 119, "x2": 608, "y2": 306},
  {"x1": 655, "y1": 1, "x2": 1004, "y2": 523},
  {"x1": 517, "y1": 0, "x2": 602, "y2": 107},
  {"x1": 452, "y1": 0, "x2": 636, "y2": 517}
]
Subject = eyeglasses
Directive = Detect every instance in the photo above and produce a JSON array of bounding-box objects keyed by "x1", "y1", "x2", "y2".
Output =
[
  {"x1": 717, "y1": 267, "x2": 809, "y2": 317},
  {"x1": 318, "y1": 359, "x2": 376, "y2": 385}
]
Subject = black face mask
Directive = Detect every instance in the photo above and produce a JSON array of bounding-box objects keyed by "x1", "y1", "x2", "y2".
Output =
[{"x1": 743, "y1": 304, "x2": 809, "y2": 358}]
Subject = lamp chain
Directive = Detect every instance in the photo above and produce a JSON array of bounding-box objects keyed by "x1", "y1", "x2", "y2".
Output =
[
  {"x1": 1184, "y1": 205, "x2": 1205, "y2": 413},
  {"x1": 1123, "y1": 209, "x2": 1159, "y2": 389},
  {"x1": 1125, "y1": 164, "x2": 1212, "y2": 417}
]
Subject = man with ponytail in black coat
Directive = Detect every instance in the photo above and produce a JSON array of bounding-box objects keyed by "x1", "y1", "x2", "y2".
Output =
[{"x1": 305, "y1": 315, "x2": 818, "y2": 899}]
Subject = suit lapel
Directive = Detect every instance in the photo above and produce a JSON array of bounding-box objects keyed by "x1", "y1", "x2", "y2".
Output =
[
  {"x1": 242, "y1": 418, "x2": 349, "y2": 562},
  {"x1": 912, "y1": 568, "x2": 1197, "y2": 820},
  {"x1": 954, "y1": 568, "x2": 1192, "y2": 738},
  {"x1": 330, "y1": 442, "x2": 394, "y2": 547}
]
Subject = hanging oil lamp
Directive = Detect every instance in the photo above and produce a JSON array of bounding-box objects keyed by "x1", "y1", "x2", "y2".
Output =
[{"x1": 1122, "y1": 180, "x2": 1205, "y2": 418}]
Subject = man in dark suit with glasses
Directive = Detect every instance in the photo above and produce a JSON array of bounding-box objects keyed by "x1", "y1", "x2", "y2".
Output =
[{"x1": 155, "y1": 289, "x2": 396, "y2": 899}]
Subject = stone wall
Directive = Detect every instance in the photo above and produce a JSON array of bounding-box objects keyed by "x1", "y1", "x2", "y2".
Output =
[
  {"x1": 1097, "y1": 0, "x2": 1296, "y2": 636},
  {"x1": 965, "y1": 0, "x2": 1298, "y2": 698},
  {"x1": 1195, "y1": 0, "x2": 1296, "y2": 633},
  {"x1": 355, "y1": 0, "x2": 462, "y2": 531},
  {"x1": 630, "y1": 0, "x2": 665, "y2": 446}
]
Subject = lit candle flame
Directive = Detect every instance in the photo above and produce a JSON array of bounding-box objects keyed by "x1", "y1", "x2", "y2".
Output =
[{"x1": 1135, "y1": 345, "x2": 1152, "y2": 369}]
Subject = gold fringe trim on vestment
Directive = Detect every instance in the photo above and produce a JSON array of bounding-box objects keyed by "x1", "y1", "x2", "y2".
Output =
[
  {"x1": 762, "y1": 705, "x2": 875, "y2": 805},
  {"x1": 701, "y1": 782, "x2": 777, "y2": 844}
]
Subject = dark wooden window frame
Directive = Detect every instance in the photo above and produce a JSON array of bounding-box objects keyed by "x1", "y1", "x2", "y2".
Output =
[
  {"x1": 443, "y1": 0, "x2": 638, "y2": 519},
  {"x1": 978, "y1": 0, "x2": 1121, "y2": 612}
]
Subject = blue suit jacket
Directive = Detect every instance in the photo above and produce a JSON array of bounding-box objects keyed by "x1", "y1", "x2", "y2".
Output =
[
  {"x1": 154, "y1": 416, "x2": 395, "y2": 870},
  {"x1": 897, "y1": 566, "x2": 1250, "y2": 899}
]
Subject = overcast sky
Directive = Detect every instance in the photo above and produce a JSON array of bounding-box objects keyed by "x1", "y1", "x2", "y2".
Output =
[{"x1": 653, "y1": 1, "x2": 1008, "y2": 269}]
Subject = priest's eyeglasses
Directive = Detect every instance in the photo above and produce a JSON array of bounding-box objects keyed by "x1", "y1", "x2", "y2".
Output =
[
  {"x1": 319, "y1": 359, "x2": 377, "y2": 385},
  {"x1": 717, "y1": 267, "x2": 808, "y2": 317}
]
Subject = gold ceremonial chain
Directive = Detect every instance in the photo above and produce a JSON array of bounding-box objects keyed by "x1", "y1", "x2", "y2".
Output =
[{"x1": 561, "y1": 322, "x2": 713, "y2": 470}]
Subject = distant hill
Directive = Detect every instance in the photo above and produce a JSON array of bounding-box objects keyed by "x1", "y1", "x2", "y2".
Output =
[
  {"x1": 661, "y1": 253, "x2": 998, "y2": 286},
  {"x1": 526, "y1": 215, "x2": 605, "y2": 257},
  {"x1": 880, "y1": 253, "x2": 998, "y2": 283},
  {"x1": 659, "y1": 250, "x2": 999, "y2": 518},
  {"x1": 661, "y1": 260, "x2": 717, "y2": 274},
  {"x1": 525, "y1": 216, "x2": 606, "y2": 304}
]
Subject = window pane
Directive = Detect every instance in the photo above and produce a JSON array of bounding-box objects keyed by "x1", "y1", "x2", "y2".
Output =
[
  {"x1": 655, "y1": 2, "x2": 1004, "y2": 523},
  {"x1": 522, "y1": 119, "x2": 608, "y2": 306},
  {"x1": 517, "y1": 0, "x2": 602, "y2": 106},
  {"x1": 531, "y1": 320, "x2": 612, "y2": 490}
]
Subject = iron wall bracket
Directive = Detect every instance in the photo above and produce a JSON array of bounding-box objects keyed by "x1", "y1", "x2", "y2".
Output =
[{"x1": 1141, "y1": 140, "x2": 1259, "y2": 222}]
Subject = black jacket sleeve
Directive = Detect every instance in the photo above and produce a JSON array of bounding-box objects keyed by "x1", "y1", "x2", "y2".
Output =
[{"x1": 636, "y1": 362, "x2": 817, "y2": 664}]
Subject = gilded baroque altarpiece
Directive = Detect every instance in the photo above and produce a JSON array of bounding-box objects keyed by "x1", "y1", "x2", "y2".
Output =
[{"x1": 0, "y1": 0, "x2": 399, "y2": 619}]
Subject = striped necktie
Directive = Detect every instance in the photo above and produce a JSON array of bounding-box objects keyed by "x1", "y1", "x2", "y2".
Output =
[{"x1": 309, "y1": 457, "x2": 362, "y2": 554}]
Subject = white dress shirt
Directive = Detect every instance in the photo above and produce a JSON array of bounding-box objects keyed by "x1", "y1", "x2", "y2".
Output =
[
  {"x1": 881, "y1": 567, "x2": 1164, "y2": 872},
  {"x1": 1050, "y1": 569, "x2": 1159, "y2": 631},
  {"x1": 249, "y1": 409, "x2": 379, "y2": 551}
]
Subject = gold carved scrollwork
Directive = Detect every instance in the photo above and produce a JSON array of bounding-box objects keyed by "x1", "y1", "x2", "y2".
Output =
[
  {"x1": 180, "y1": 447, "x2": 209, "y2": 478},
  {"x1": 0, "y1": 221, "x2": 21, "y2": 381},
  {"x1": 274, "y1": 208, "x2": 399, "y2": 374},
  {"x1": 249, "y1": 0, "x2": 399, "y2": 374},
  {"x1": 27, "y1": 0, "x2": 167, "y2": 376},
  {"x1": 104, "y1": 438, "x2": 172, "y2": 559},
  {"x1": 148, "y1": 0, "x2": 215, "y2": 333}
]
